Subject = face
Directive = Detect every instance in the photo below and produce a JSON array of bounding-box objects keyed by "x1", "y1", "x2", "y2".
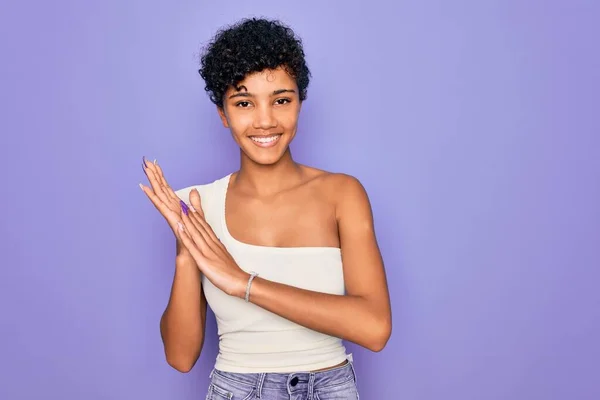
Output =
[{"x1": 218, "y1": 67, "x2": 302, "y2": 166}]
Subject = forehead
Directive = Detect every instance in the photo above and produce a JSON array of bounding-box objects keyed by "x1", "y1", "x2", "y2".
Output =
[{"x1": 230, "y1": 67, "x2": 297, "y2": 93}]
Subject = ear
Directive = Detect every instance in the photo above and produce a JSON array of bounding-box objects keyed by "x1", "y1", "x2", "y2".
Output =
[{"x1": 217, "y1": 105, "x2": 229, "y2": 128}]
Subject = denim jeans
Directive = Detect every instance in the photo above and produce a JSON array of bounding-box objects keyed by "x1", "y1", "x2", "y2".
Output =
[{"x1": 205, "y1": 358, "x2": 359, "y2": 400}]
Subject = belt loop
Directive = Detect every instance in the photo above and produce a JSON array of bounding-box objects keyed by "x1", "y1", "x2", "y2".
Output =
[
  {"x1": 256, "y1": 372, "x2": 266, "y2": 398},
  {"x1": 209, "y1": 368, "x2": 215, "y2": 379},
  {"x1": 308, "y1": 372, "x2": 316, "y2": 399}
]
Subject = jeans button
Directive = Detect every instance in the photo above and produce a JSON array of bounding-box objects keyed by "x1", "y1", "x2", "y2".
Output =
[{"x1": 290, "y1": 377, "x2": 299, "y2": 386}]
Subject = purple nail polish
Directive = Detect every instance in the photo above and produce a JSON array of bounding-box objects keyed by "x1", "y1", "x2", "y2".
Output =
[
  {"x1": 142, "y1": 156, "x2": 147, "y2": 171},
  {"x1": 180, "y1": 200, "x2": 189, "y2": 216}
]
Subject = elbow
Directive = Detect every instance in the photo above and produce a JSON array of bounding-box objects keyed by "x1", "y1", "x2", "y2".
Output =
[
  {"x1": 171, "y1": 363, "x2": 193, "y2": 373},
  {"x1": 160, "y1": 322, "x2": 203, "y2": 373},
  {"x1": 364, "y1": 319, "x2": 392, "y2": 353},
  {"x1": 166, "y1": 354, "x2": 197, "y2": 373},
  {"x1": 163, "y1": 342, "x2": 202, "y2": 373}
]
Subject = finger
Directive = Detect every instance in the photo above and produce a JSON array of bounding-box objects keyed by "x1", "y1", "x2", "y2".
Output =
[
  {"x1": 142, "y1": 158, "x2": 170, "y2": 198},
  {"x1": 144, "y1": 163, "x2": 171, "y2": 205},
  {"x1": 189, "y1": 189, "x2": 219, "y2": 244},
  {"x1": 142, "y1": 156, "x2": 159, "y2": 181},
  {"x1": 151, "y1": 160, "x2": 185, "y2": 207},
  {"x1": 180, "y1": 199, "x2": 204, "y2": 233},
  {"x1": 153, "y1": 161, "x2": 178, "y2": 202},
  {"x1": 139, "y1": 183, "x2": 179, "y2": 223},
  {"x1": 154, "y1": 162, "x2": 170, "y2": 189},
  {"x1": 189, "y1": 189, "x2": 205, "y2": 218},
  {"x1": 185, "y1": 189, "x2": 216, "y2": 244},
  {"x1": 176, "y1": 222, "x2": 207, "y2": 267},
  {"x1": 180, "y1": 208, "x2": 216, "y2": 254},
  {"x1": 187, "y1": 205, "x2": 225, "y2": 251},
  {"x1": 164, "y1": 183, "x2": 184, "y2": 206},
  {"x1": 142, "y1": 158, "x2": 161, "y2": 189}
]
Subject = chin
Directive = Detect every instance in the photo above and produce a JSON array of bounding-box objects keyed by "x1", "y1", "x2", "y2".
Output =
[{"x1": 249, "y1": 152, "x2": 286, "y2": 166}]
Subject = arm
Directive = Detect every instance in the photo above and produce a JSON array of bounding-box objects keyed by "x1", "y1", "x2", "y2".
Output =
[
  {"x1": 244, "y1": 175, "x2": 392, "y2": 352},
  {"x1": 159, "y1": 238, "x2": 208, "y2": 372},
  {"x1": 139, "y1": 160, "x2": 209, "y2": 372}
]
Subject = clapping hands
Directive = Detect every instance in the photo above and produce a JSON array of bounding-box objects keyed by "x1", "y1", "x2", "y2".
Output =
[{"x1": 140, "y1": 157, "x2": 248, "y2": 297}]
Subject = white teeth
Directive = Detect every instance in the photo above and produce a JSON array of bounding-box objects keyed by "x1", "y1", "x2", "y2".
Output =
[{"x1": 251, "y1": 135, "x2": 280, "y2": 143}]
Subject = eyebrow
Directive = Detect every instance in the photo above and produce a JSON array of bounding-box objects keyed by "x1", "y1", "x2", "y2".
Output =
[{"x1": 228, "y1": 88, "x2": 296, "y2": 99}]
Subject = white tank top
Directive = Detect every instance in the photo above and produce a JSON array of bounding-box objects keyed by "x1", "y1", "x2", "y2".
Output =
[{"x1": 175, "y1": 174, "x2": 348, "y2": 373}]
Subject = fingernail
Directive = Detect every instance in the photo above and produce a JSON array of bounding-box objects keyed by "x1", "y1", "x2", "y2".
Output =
[
  {"x1": 142, "y1": 156, "x2": 147, "y2": 171},
  {"x1": 180, "y1": 200, "x2": 189, "y2": 216},
  {"x1": 189, "y1": 205, "x2": 196, "y2": 213},
  {"x1": 139, "y1": 183, "x2": 144, "y2": 190},
  {"x1": 153, "y1": 159, "x2": 157, "y2": 165},
  {"x1": 177, "y1": 222, "x2": 184, "y2": 231}
]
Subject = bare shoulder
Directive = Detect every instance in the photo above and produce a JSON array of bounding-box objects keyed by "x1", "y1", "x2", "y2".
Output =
[
  {"x1": 302, "y1": 166, "x2": 365, "y2": 193},
  {"x1": 302, "y1": 167, "x2": 371, "y2": 221},
  {"x1": 328, "y1": 174, "x2": 371, "y2": 223},
  {"x1": 310, "y1": 168, "x2": 368, "y2": 195},
  {"x1": 324, "y1": 172, "x2": 367, "y2": 195}
]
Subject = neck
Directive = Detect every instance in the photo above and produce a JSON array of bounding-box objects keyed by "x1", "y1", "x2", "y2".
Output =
[{"x1": 234, "y1": 148, "x2": 304, "y2": 196}]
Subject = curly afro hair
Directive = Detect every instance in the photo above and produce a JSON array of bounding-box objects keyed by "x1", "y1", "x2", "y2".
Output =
[{"x1": 198, "y1": 18, "x2": 311, "y2": 108}]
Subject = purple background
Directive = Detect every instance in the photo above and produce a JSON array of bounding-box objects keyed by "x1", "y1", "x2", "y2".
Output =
[{"x1": 1, "y1": 1, "x2": 599, "y2": 399}]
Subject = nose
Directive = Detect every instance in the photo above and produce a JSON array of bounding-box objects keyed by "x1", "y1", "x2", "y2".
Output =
[{"x1": 252, "y1": 103, "x2": 277, "y2": 130}]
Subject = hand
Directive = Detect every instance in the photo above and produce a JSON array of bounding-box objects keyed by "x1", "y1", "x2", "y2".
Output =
[
  {"x1": 139, "y1": 157, "x2": 196, "y2": 254},
  {"x1": 176, "y1": 200, "x2": 250, "y2": 298}
]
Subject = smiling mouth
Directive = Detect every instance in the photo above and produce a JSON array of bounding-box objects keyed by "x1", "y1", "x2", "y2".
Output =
[{"x1": 249, "y1": 134, "x2": 282, "y2": 147}]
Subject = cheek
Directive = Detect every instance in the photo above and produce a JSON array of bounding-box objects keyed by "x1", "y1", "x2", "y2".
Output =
[
  {"x1": 227, "y1": 113, "x2": 252, "y2": 135},
  {"x1": 279, "y1": 108, "x2": 301, "y2": 130}
]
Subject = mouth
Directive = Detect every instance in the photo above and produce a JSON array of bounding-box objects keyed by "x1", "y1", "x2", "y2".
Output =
[{"x1": 248, "y1": 134, "x2": 282, "y2": 148}]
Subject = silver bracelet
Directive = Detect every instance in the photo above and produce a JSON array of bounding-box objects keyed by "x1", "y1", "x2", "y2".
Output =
[{"x1": 244, "y1": 272, "x2": 259, "y2": 303}]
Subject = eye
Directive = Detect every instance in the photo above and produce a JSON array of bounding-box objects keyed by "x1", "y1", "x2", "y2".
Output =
[
  {"x1": 275, "y1": 98, "x2": 291, "y2": 105},
  {"x1": 236, "y1": 101, "x2": 251, "y2": 108}
]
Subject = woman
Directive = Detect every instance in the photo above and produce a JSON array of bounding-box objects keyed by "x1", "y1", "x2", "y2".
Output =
[{"x1": 140, "y1": 17, "x2": 391, "y2": 400}]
